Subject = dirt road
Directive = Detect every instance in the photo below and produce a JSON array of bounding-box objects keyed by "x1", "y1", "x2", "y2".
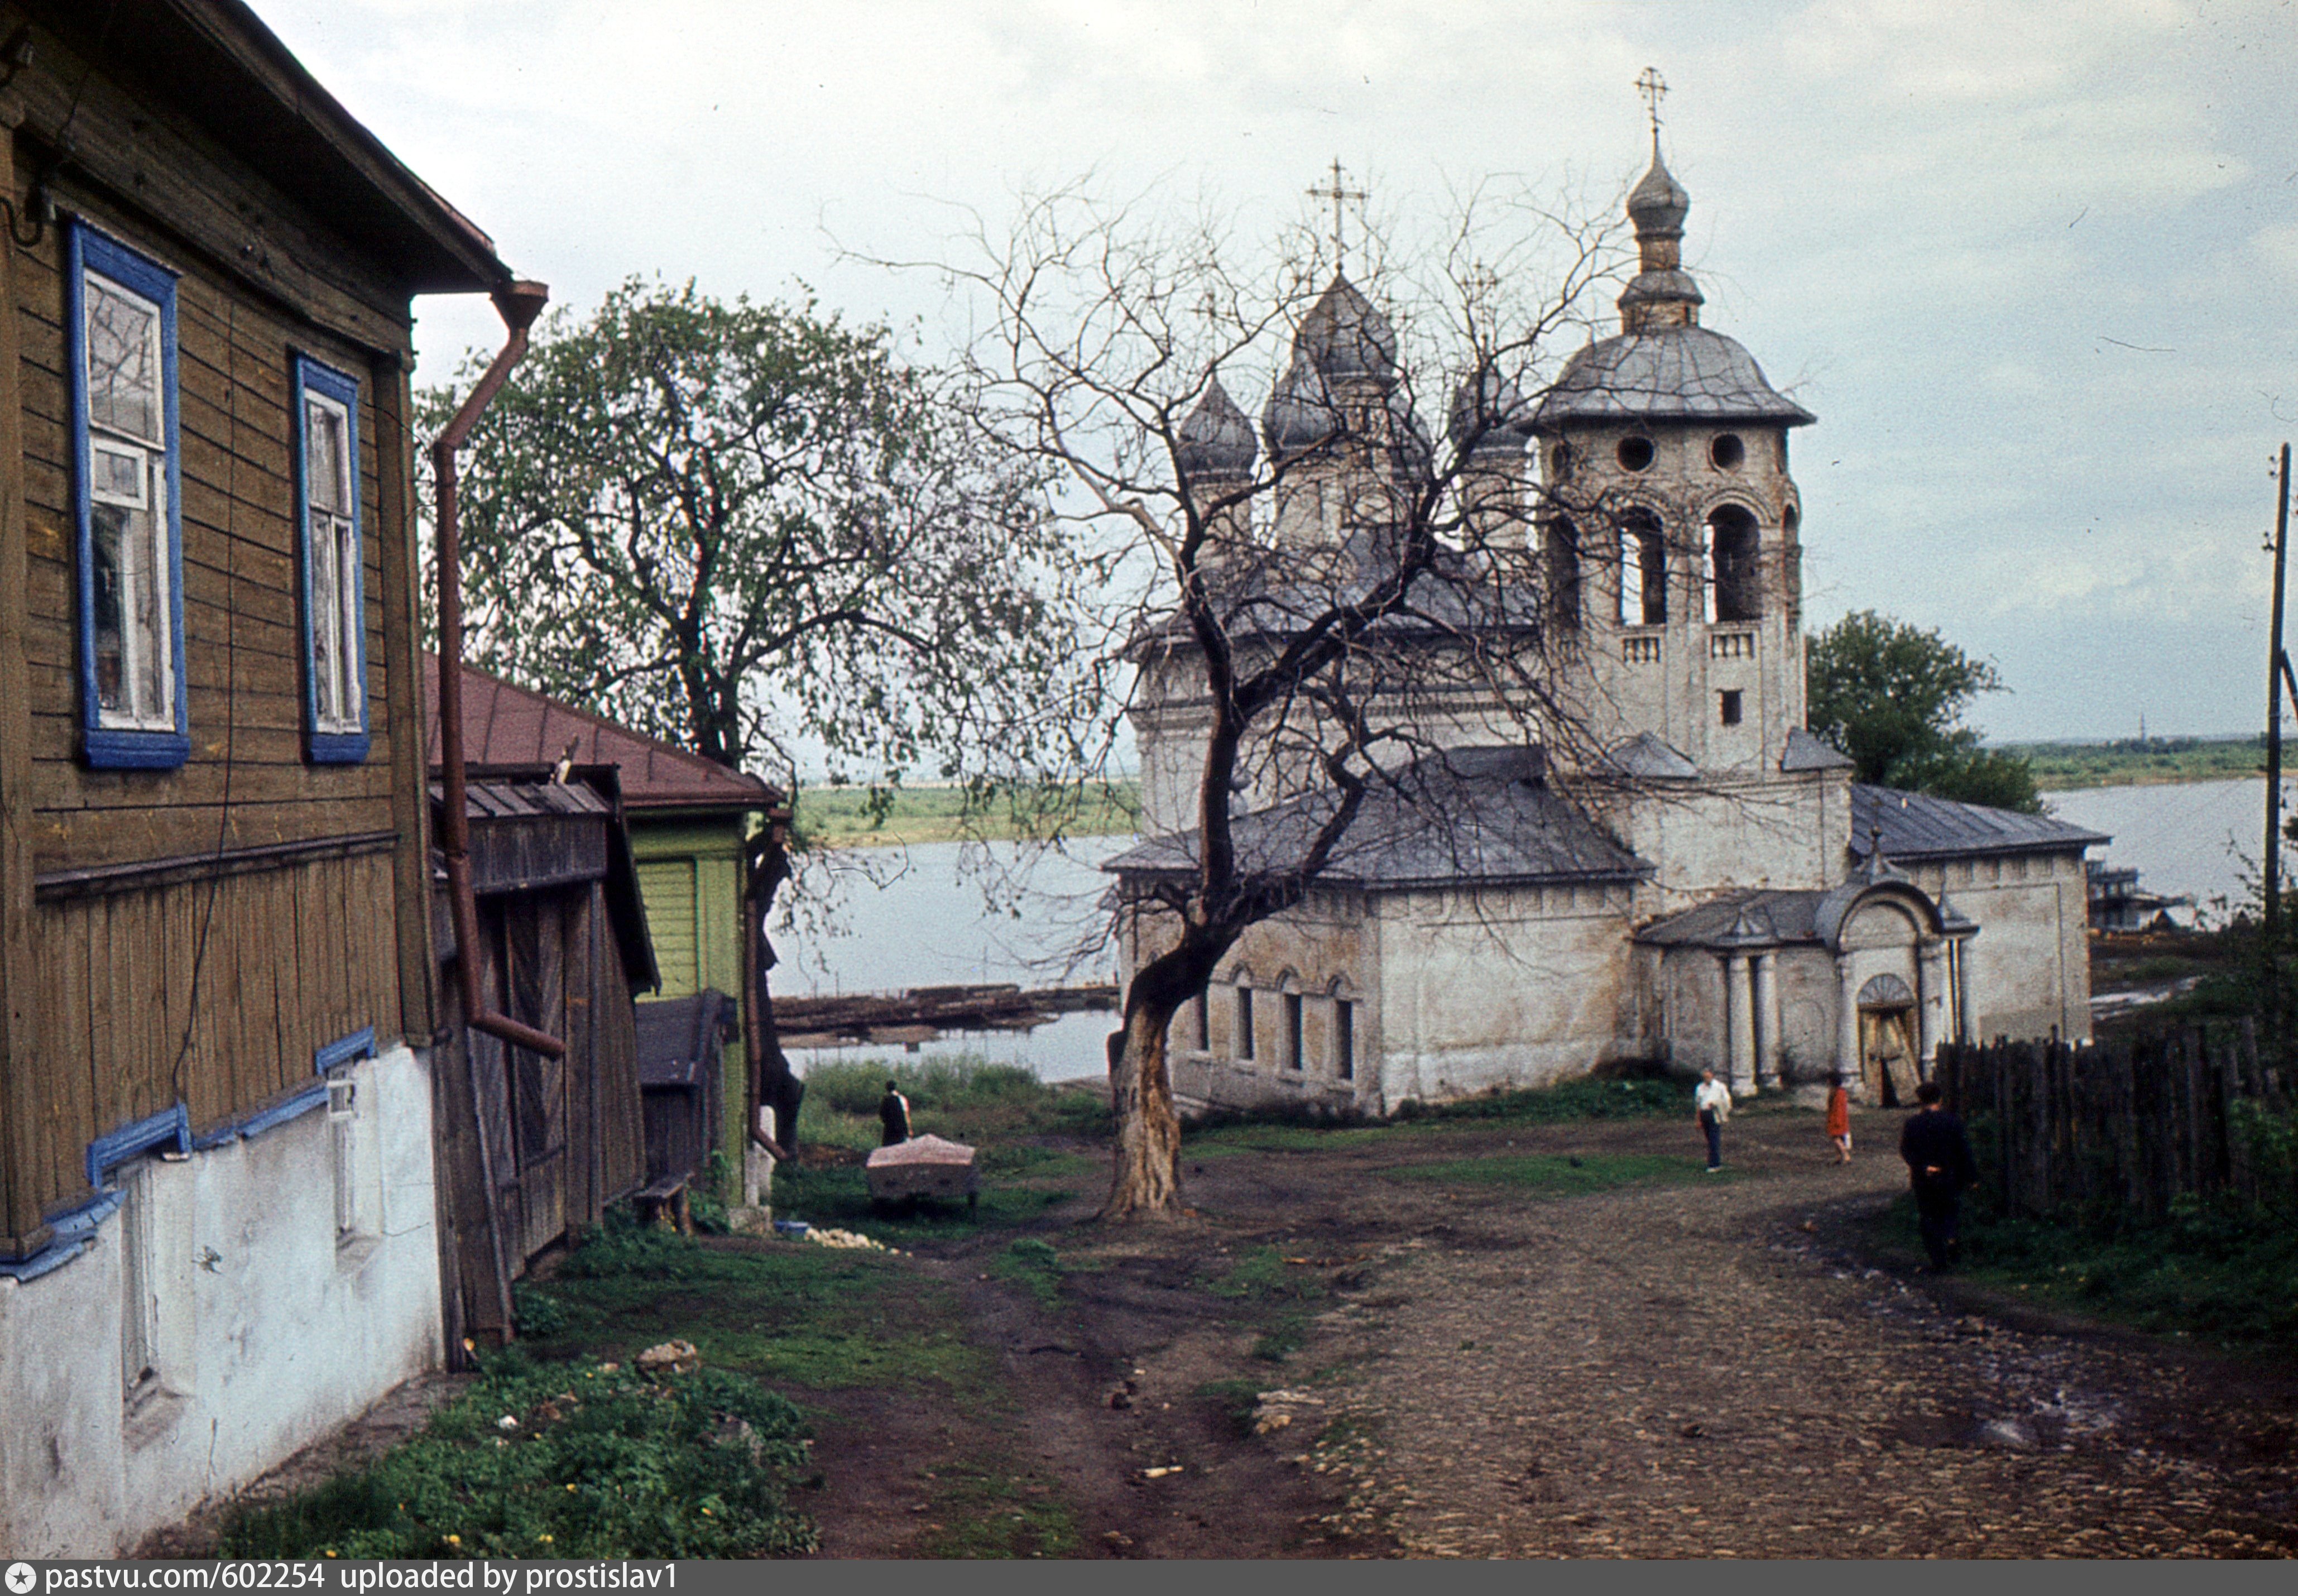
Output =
[{"x1": 834, "y1": 1102, "x2": 2296, "y2": 1557}]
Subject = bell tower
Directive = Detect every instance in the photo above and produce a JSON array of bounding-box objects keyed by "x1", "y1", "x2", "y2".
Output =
[{"x1": 1530, "y1": 108, "x2": 1816, "y2": 775}]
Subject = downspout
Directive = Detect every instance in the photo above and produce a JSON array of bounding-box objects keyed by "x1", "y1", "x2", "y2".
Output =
[{"x1": 433, "y1": 279, "x2": 564, "y2": 1060}]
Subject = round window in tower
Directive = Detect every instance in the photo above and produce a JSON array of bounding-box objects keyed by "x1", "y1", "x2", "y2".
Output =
[
  {"x1": 1710, "y1": 433, "x2": 1745, "y2": 471},
  {"x1": 1616, "y1": 435, "x2": 1656, "y2": 472}
]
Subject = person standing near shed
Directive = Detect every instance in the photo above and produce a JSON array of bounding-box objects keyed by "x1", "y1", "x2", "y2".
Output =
[
  {"x1": 1899, "y1": 1080, "x2": 1978, "y2": 1270},
  {"x1": 879, "y1": 1080, "x2": 912, "y2": 1147},
  {"x1": 1694, "y1": 1067, "x2": 1731, "y2": 1172}
]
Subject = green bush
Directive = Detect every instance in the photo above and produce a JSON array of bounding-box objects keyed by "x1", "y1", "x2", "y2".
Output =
[
  {"x1": 218, "y1": 1350, "x2": 817, "y2": 1559},
  {"x1": 1417, "y1": 1073, "x2": 1689, "y2": 1125}
]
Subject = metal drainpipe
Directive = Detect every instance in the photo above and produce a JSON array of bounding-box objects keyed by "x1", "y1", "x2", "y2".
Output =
[{"x1": 433, "y1": 279, "x2": 564, "y2": 1059}]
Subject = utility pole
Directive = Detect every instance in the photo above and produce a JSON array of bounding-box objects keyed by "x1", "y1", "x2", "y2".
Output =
[{"x1": 2267, "y1": 443, "x2": 2292, "y2": 945}]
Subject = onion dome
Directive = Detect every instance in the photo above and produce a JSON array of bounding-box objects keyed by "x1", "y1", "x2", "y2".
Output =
[
  {"x1": 1293, "y1": 273, "x2": 1397, "y2": 382},
  {"x1": 1177, "y1": 378, "x2": 1258, "y2": 479},
  {"x1": 1626, "y1": 147, "x2": 1690, "y2": 239},
  {"x1": 1617, "y1": 142, "x2": 1703, "y2": 333},
  {"x1": 1447, "y1": 367, "x2": 1534, "y2": 455},
  {"x1": 1525, "y1": 135, "x2": 1817, "y2": 434},
  {"x1": 1261, "y1": 360, "x2": 1338, "y2": 456}
]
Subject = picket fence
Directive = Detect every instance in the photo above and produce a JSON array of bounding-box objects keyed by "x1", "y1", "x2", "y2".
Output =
[{"x1": 1930, "y1": 1028, "x2": 2295, "y2": 1223}]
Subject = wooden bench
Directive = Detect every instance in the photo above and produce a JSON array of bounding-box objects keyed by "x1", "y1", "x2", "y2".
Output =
[{"x1": 635, "y1": 1173, "x2": 691, "y2": 1236}]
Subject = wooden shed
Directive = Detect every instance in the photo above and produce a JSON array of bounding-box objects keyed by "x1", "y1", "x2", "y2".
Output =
[
  {"x1": 428, "y1": 765, "x2": 656, "y2": 1349},
  {"x1": 635, "y1": 989, "x2": 737, "y2": 1190},
  {"x1": 424, "y1": 655, "x2": 797, "y2": 1195}
]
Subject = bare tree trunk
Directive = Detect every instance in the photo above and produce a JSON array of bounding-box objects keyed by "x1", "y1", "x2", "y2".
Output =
[{"x1": 1104, "y1": 998, "x2": 1184, "y2": 1219}]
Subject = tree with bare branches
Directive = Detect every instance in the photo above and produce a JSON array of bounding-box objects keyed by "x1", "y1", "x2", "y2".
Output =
[{"x1": 919, "y1": 178, "x2": 1653, "y2": 1218}]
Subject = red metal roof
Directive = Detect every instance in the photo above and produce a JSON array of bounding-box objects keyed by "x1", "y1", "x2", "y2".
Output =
[{"x1": 422, "y1": 653, "x2": 777, "y2": 814}]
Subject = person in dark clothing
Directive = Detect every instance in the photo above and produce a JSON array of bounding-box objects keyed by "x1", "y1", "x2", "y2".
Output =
[
  {"x1": 1899, "y1": 1080, "x2": 1978, "y2": 1270},
  {"x1": 878, "y1": 1080, "x2": 911, "y2": 1147}
]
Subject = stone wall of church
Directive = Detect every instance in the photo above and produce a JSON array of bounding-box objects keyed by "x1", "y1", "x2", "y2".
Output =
[
  {"x1": 1119, "y1": 889, "x2": 1380, "y2": 1115},
  {"x1": 1370, "y1": 882, "x2": 1641, "y2": 1106},
  {"x1": 1603, "y1": 773, "x2": 1849, "y2": 910},
  {"x1": 1908, "y1": 852, "x2": 2093, "y2": 1042}
]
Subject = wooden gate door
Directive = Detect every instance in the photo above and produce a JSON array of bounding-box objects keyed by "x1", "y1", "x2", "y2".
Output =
[{"x1": 1859, "y1": 1007, "x2": 1919, "y2": 1106}]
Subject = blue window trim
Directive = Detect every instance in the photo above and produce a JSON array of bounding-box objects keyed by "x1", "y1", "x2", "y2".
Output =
[
  {"x1": 314, "y1": 1025, "x2": 377, "y2": 1075},
  {"x1": 85, "y1": 1102, "x2": 189, "y2": 1189},
  {"x1": 291, "y1": 355, "x2": 371, "y2": 764},
  {"x1": 240, "y1": 1083, "x2": 329, "y2": 1140},
  {"x1": 69, "y1": 221, "x2": 188, "y2": 770}
]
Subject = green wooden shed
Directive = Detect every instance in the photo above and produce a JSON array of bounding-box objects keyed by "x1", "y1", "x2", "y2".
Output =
[{"x1": 424, "y1": 655, "x2": 791, "y2": 1197}]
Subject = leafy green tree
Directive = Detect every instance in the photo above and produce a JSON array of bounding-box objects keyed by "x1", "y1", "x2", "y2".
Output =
[
  {"x1": 1806, "y1": 610, "x2": 2040, "y2": 812},
  {"x1": 422, "y1": 279, "x2": 1100, "y2": 794}
]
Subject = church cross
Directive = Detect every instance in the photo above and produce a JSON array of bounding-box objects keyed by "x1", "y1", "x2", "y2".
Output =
[
  {"x1": 1635, "y1": 66, "x2": 1668, "y2": 140},
  {"x1": 1307, "y1": 158, "x2": 1369, "y2": 270}
]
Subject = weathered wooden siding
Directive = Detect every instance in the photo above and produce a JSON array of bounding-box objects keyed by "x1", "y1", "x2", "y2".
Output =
[
  {"x1": 20, "y1": 848, "x2": 401, "y2": 1223},
  {"x1": 0, "y1": 61, "x2": 431, "y2": 1244},
  {"x1": 431, "y1": 875, "x2": 645, "y2": 1357},
  {"x1": 15, "y1": 175, "x2": 399, "y2": 870}
]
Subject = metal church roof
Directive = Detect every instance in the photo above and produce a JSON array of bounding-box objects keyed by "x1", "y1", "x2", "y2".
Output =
[
  {"x1": 1531, "y1": 327, "x2": 1816, "y2": 430},
  {"x1": 1105, "y1": 746, "x2": 1650, "y2": 891},
  {"x1": 1850, "y1": 784, "x2": 2108, "y2": 862}
]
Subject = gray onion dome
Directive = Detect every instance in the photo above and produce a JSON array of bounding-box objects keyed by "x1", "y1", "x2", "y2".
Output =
[
  {"x1": 1294, "y1": 273, "x2": 1397, "y2": 382},
  {"x1": 1261, "y1": 360, "x2": 1337, "y2": 456},
  {"x1": 1627, "y1": 148, "x2": 1690, "y2": 238},
  {"x1": 1177, "y1": 378, "x2": 1258, "y2": 478},
  {"x1": 1447, "y1": 368, "x2": 1534, "y2": 454}
]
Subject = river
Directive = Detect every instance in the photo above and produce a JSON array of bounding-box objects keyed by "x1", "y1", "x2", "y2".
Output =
[
  {"x1": 782, "y1": 779, "x2": 2280, "y2": 1085},
  {"x1": 2041, "y1": 777, "x2": 2280, "y2": 922}
]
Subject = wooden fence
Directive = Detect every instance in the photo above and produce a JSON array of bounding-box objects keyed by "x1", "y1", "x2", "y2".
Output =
[{"x1": 1932, "y1": 1028, "x2": 2295, "y2": 1224}]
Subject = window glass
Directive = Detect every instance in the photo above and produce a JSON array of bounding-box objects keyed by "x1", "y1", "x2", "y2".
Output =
[
  {"x1": 295, "y1": 361, "x2": 368, "y2": 758},
  {"x1": 80, "y1": 262, "x2": 175, "y2": 736}
]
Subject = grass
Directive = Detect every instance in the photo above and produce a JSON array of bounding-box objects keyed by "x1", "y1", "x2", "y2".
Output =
[
  {"x1": 1871, "y1": 1195, "x2": 2298, "y2": 1352},
  {"x1": 1183, "y1": 1073, "x2": 1693, "y2": 1156},
  {"x1": 2003, "y1": 735, "x2": 2265, "y2": 792},
  {"x1": 913, "y1": 1464, "x2": 1082, "y2": 1558},
  {"x1": 791, "y1": 778, "x2": 1140, "y2": 849},
  {"x1": 1388, "y1": 1150, "x2": 1733, "y2": 1195},
  {"x1": 1197, "y1": 1244, "x2": 1327, "y2": 1366},
  {"x1": 796, "y1": 1055, "x2": 1110, "y2": 1156},
  {"x1": 218, "y1": 1350, "x2": 817, "y2": 1560},
  {"x1": 516, "y1": 1214, "x2": 990, "y2": 1393},
  {"x1": 989, "y1": 1237, "x2": 1069, "y2": 1310}
]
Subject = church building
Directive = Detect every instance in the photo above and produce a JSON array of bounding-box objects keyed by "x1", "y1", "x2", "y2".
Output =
[{"x1": 1107, "y1": 137, "x2": 2103, "y2": 1113}]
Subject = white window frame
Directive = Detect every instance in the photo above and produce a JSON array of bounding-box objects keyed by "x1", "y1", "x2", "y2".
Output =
[
  {"x1": 71, "y1": 224, "x2": 187, "y2": 768},
  {"x1": 294, "y1": 357, "x2": 371, "y2": 761}
]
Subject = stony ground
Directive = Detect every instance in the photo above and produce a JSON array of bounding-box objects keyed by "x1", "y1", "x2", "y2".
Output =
[
  {"x1": 161, "y1": 1100, "x2": 2298, "y2": 1559},
  {"x1": 874, "y1": 1101, "x2": 2298, "y2": 1559}
]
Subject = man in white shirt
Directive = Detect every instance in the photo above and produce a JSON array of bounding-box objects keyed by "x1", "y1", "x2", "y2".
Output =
[{"x1": 1694, "y1": 1067, "x2": 1731, "y2": 1172}]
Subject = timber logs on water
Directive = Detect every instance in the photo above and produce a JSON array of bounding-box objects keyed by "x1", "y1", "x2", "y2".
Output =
[{"x1": 775, "y1": 982, "x2": 1117, "y2": 1046}]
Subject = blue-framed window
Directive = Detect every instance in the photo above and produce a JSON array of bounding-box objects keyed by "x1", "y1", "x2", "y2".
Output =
[
  {"x1": 293, "y1": 357, "x2": 370, "y2": 762},
  {"x1": 69, "y1": 223, "x2": 188, "y2": 769}
]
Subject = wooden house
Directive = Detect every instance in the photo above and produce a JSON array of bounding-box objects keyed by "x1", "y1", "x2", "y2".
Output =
[
  {"x1": 0, "y1": 0, "x2": 520, "y2": 1556},
  {"x1": 428, "y1": 766, "x2": 655, "y2": 1350},
  {"x1": 423, "y1": 655, "x2": 794, "y2": 1200}
]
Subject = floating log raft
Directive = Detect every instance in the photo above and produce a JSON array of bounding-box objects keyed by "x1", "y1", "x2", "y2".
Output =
[{"x1": 776, "y1": 982, "x2": 1117, "y2": 1046}]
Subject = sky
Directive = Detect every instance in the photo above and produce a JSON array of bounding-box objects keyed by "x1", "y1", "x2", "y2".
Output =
[{"x1": 257, "y1": 0, "x2": 2298, "y2": 745}]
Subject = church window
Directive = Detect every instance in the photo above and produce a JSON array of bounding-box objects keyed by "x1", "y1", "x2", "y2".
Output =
[
  {"x1": 1710, "y1": 434, "x2": 1744, "y2": 470},
  {"x1": 1617, "y1": 510, "x2": 1666, "y2": 625},
  {"x1": 1285, "y1": 993, "x2": 1304, "y2": 1070},
  {"x1": 1706, "y1": 505, "x2": 1762, "y2": 623},
  {"x1": 1719, "y1": 689, "x2": 1743, "y2": 726},
  {"x1": 1616, "y1": 435, "x2": 1655, "y2": 472},
  {"x1": 1543, "y1": 519, "x2": 1582, "y2": 630},
  {"x1": 1549, "y1": 441, "x2": 1577, "y2": 482},
  {"x1": 1335, "y1": 1000, "x2": 1355, "y2": 1080},
  {"x1": 1194, "y1": 993, "x2": 1211, "y2": 1052},
  {"x1": 1236, "y1": 986, "x2": 1256, "y2": 1061}
]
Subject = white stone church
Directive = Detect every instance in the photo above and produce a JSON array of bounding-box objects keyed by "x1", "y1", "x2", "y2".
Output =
[{"x1": 1107, "y1": 140, "x2": 2103, "y2": 1113}]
